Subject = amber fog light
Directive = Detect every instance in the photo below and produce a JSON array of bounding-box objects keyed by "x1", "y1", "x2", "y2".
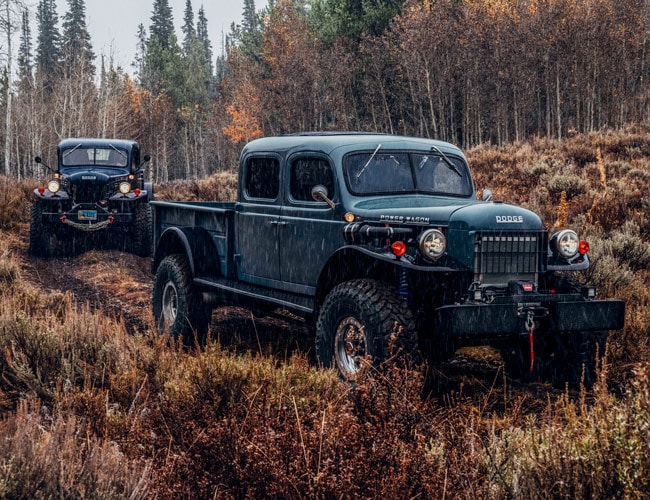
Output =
[{"x1": 391, "y1": 241, "x2": 407, "y2": 257}]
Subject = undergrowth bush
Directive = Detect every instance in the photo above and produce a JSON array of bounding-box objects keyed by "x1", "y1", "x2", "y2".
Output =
[
  {"x1": 0, "y1": 176, "x2": 34, "y2": 229},
  {"x1": 484, "y1": 363, "x2": 650, "y2": 497},
  {"x1": 0, "y1": 399, "x2": 151, "y2": 499}
]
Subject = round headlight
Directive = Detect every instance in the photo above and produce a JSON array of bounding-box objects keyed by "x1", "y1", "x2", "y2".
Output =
[
  {"x1": 553, "y1": 229, "x2": 580, "y2": 259},
  {"x1": 47, "y1": 180, "x2": 60, "y2": 193},
  {"x1": 119, "y1": 182, "x2": 131, "y2": 194},
  {"x1": 418, "y1": 229, "x2": 446, "y2": 261}
]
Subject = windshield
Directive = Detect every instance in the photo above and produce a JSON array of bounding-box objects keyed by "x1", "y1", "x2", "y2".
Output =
[
  {"x1": 61, "y1": 145, "x2": 129, "y2": 167},
  {"x1": 344, "y1": 150, "x2": 472, "y2": 196}
]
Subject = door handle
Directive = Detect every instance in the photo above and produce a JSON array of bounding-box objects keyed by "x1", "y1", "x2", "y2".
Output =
[{"x1": 266, "y1": 221, "x2": 288, "y2": 226}]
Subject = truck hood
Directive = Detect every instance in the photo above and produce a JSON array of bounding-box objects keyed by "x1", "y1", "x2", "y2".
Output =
[
  {"x1": 63, "y1": 167, "x2": 129, "y2": 183},
  {"x1": 350, "y1": 195, "x2": 542, "y2": 231}
]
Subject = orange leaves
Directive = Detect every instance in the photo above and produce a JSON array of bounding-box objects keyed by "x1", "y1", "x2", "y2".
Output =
[
  {"x1": 223, "y1": 104, "x2": 263, "y2": 145},
  {"x1": 222, "y1": 97, "x2": 263, "y2": 145}
]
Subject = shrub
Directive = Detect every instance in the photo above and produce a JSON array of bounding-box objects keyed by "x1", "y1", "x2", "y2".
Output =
[
  {"x1": 0, "y1": 399, "x2": 151, "y2": 499},
  {"x1": 548, "y1": 173, "x2": 588, "y2": 199}
]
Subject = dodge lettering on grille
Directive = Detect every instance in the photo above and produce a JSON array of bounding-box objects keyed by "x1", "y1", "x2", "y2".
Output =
[{"x1": 496, "y1": 215, "x2": 523, "y2": 223}]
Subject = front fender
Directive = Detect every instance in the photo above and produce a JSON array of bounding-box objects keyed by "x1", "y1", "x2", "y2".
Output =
[
  {"x1": 33, "y1": 188, "x2": 70, "y2": 201},
  {"x1": 315, "y1": 245, "x2": 458, "y2": 306}
]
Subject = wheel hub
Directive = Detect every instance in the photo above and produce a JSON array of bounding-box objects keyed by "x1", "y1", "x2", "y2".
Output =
[
  {"x1": 161, "y1": 281, "x2": 178, "y2": 327},
  {"x1": 334, "y1": 316, "x2": 367, "y2": 377}
]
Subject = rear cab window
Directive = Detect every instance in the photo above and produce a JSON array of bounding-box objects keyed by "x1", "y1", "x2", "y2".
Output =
[{"x1": 243, "y1": 157, "x2": 280, "y2": 200}]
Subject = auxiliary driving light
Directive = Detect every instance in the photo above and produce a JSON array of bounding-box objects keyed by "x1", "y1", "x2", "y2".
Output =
[
  {"x1": 418, "y1": 229, "x2": 446, "y2": 261},
  {"x1": 119, "y1": 182, "x2": 131, "y2": 194}
]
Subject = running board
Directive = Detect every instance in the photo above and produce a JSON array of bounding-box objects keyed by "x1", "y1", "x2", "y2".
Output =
[{"x1": 193, "y1": 276, "x2": 315, "y2": 316}]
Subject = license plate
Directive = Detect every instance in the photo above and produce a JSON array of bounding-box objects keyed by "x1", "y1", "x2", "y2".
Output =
[{"x1": 78, "y1": 210, "x2": 97, "y2": 221}]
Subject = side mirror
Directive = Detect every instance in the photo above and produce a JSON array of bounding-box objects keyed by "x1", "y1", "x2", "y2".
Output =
[
  {"x1": 135, "y1": 154, "x2": 151, "y2": 174},
  {"x1": 311, "y1": 184, "x2": 335, "y2": 210},
  {"x1": 482, "y1": 189, "x2": 493, "y2": 202},
  {"x1": 34, "y1": 155, "x2": 56, "y2": 173}
]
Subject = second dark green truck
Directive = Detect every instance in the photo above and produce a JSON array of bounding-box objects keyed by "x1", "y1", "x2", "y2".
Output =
[{"x1": 150, "y1": 133, "x2": 625, "y2": 386}]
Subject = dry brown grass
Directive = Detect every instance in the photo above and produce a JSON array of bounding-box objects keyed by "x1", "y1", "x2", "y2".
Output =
[
  {"x1": 155, "y1": 171, "x2": 238, "y2": 201},
  {"x1": 0, "y1": 128, "x2": 648, "y2": 497}
]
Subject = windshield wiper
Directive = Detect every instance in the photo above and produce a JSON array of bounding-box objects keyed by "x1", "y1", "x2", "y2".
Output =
[
  {"x1": 108, "y1": 144, "x2": 127, "y2": 159},
  {"x1": 356, "y1": 143, "x2": 382, "y2": 179},
  {"x1": 430, "y1": 145, "x2": 463, "y2": 177},
  {"x1": 62, "y1": 144, "x2": 83, "y2": 159}
]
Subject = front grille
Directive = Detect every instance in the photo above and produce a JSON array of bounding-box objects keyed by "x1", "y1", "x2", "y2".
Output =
[
  {"x1": 474, "y1": 231, "x2": 546, "y2": 285},
  {"x1": 73, "y1": 183, "x2": 107, "y2": 203}
]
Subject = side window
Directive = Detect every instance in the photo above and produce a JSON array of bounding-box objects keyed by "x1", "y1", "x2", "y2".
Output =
[
  {"x1": 290, "y1": 157, "x2": 334, "y2": 202},
  {"x1": 245, "y1": 157, "x2": 280, "y2": 200}
]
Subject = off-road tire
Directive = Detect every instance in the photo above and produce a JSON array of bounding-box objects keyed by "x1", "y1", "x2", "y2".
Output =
[
  {"x1": 315, "y1": 279, "x2": 418, "y2": 379},
  {"x1": 152, "y1": 254, "x2": 211, "y2": 345},
  {"x1": 132, "y1": 203, "x2": 152, "y2": 257},
  {"x1": 29, "y1": 202, "x2": 52, "y2": 257}
]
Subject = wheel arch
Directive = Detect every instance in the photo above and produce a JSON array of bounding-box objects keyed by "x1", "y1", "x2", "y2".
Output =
[
  {"x1": 315, "y1": 247, "x2": 403, "y2": 312},
  {"x1": 152, "y1": 226, "x2": 220, "y2": 278}
]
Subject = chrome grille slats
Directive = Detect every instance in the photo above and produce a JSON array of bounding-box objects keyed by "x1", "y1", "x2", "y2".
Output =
[{"x1": 474, "y1": 231, "x2": 546, "y2": 285}]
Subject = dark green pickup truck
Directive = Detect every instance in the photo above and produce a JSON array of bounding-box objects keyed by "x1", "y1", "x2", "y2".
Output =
[
  {"x1": 30, "y1": 138, "x2": 153, "y2": 257},
  {"x1": 151, "y1": 133, "x2": 624, "y2": 386}
]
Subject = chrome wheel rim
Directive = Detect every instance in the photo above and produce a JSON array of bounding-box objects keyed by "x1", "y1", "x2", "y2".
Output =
[
  {"x1": 334, "y1": 316, "x2": 367, "y2": 377},
  {"x1": 161, "y1": 281, "x2": 179, "y2": 328}
]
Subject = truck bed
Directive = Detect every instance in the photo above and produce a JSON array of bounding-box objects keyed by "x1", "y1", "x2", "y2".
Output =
[{"x1": 151, "y1": 200, "x2": 236, "y2": 277}]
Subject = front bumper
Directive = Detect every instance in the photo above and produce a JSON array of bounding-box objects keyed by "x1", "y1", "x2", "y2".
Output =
[
  {"x1": 40, "y1": 202, "x2": 142, "y2": 232},
  {"x1": 434, "y1": 294, "x2": 625, "y2": 339}
]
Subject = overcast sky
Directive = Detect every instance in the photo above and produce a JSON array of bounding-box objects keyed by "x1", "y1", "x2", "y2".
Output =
[{"x1": 56, "y1": 0, "x2": 267, "y2": 72}]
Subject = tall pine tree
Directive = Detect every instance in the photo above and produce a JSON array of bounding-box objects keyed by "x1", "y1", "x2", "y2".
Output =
[
  {"x1": 133, "y1": 23, "x2": 147, "y2": 79},
  {"x1": 61, "y1": 0, "x2": 95, "y2": 76},
  {"x1": 17, "y1": 9, "x2": 32, "y2": 83},
  {"x1": 140, "y1": 0, "x2": 185, "y2": 106},
  {"x1": 148, "y1": 0, "x2": 175, "y2": 50},
  {"x1": 35, "y1": 0, "x2": 61, "y2": 80},
  {"x1": 181, "y1": 0, "x2": 194, "y2": 56},
  {"x1": 196, "y1": 6, "x2": 213, "y2": 89}
]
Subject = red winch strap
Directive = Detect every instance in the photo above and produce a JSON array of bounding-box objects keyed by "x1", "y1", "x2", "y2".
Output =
[
  {"x1": 529, "y1": 326, "x2": 535, "y2": 372},
  {"x1": 525, "y1": 310, "x2": 535, "y2": 373}
]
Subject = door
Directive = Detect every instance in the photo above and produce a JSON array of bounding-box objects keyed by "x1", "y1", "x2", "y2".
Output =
[
  {"x1": 236, "y1": 155, "x2": 283, "y2": 286},
  {"x1": 279, "y1": 155, "x2": 341, "y2": 294}
]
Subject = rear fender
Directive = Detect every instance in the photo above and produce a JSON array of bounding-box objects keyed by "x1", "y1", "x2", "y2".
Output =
[{"x1": 152, "y1": 226, "x2": 219, "y2": 277}]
